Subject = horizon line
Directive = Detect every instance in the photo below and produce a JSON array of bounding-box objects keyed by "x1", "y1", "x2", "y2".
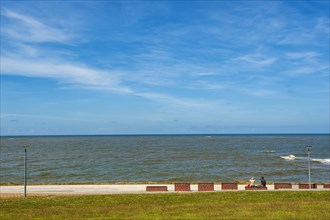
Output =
[{"x1": 1, "y1": 133, "x2": 329, "y2": 138}]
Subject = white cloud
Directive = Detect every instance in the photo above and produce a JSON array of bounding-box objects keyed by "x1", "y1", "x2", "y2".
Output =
[
  {"x1": 315, "y1": 17, "x2": 330, "y2": 34},
  {"x1": 2, "y1": 9, "x2": 73, "y2": 43},
  {"x1": 284, "y1": 52, "x2": 328, "y2": 76},
  {"x1": 287, "y1": 66, "x2": 329, "y2": 76},
  {"x1": 277, "y1": 17, "x2": 329, "y2": 46},
  {"x1": 1, "y1": 5, "x2": 328, "y2": 116},
  {"x1": 285, "y1": 52, "x2": 319, "y2": 60},
  {"x1": 239, "y1": 88, "x2": 278, "y2": 97},
  {"x1": 236, "y1": 54, "x2": 277, "y2": 66},
  {"x1": 0, "y1": 113, "x2": 84, "y2": 121},
  {"x1": 1, "y1": 10, "x2": 120, "y2": 93},
  {"x1": 1, "y1": 56, "x2": 132, "y2": 94},
  {"x1": 1, "y1": 55, "x2": 216, "y2": 108},
  {"x1": 135, "y1": 92, "x2": 211, "y2": 109}
]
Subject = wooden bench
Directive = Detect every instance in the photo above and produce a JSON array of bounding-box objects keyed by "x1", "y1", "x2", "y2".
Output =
[
  {"x1": 274, "y1": 183, "x2": 292, "y2": 189},
  {"x1": 146, "y1": 186, "x2": 168, "y2": 192},
  {"x1": 198, "y1": 183, "x2": 214, "y2": 191},
  {"x1": 298, "y1": 183, "x2": 317, "y2": 189},
  {"x1": 175, "y1": 183, "x2": 191, "y2": 191},
  {"x1": 245, "y1": 186, "x2": 267, "y2": 190},
  {"x1": 221, "y1": 183, "x2": 238, "y2": 190},
  {"x1": 323, "y1": 183, "x2": 330, "y2": 189}
]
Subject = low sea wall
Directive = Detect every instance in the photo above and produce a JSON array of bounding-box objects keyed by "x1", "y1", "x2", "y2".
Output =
[{"x1": 1, "y1": 183, "x2": 329, "y2": 197}]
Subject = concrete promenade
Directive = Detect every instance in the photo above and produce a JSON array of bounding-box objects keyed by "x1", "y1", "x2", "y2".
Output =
[{"x1": 1, "y1": 184, "x2": 329, "y2": 197}]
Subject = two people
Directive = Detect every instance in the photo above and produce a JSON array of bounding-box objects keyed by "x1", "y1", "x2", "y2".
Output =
[{"x1": 248, "y1": 176, "x2": 266, "y2": 187}]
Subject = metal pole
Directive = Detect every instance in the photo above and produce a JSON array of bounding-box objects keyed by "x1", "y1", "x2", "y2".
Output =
[
  {"x1": 305, "y1": 145, "x2": 312, "y2": 189},
  {"x1": 24, "y1": 146, "x2": 28, "y2": 197},
  {"x1": 308, "y1": 149, "x2": 311, "y2": 189}
]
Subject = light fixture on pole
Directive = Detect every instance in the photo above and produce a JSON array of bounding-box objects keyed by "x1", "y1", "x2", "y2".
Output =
[
  {"x1": 23, "y1": 145, "x2": 29, "y2": 197},
  {"x1": 305, "y1": 145, "x2": 312, "y2": 189}
]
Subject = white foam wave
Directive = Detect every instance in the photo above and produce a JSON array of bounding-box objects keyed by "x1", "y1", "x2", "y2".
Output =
[
  {"x1": 280, "y1": 155, "x2": 296, "y2": 160},
  {"x1": 312, "y1": 158, "x2": 330, "y2": 165},
  {"x1": 280, "y1": 154, "x2": 330, "y2": 164}
]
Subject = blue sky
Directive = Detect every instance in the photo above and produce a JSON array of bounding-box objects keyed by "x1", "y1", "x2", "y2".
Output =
[{"x1": 1, "y1": 0, "x2": 329, "y2": 135}]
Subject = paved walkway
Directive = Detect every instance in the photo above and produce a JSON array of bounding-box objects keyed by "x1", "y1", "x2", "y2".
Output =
[{"x1": 1, "y1": 184, "x2": 329, "y2": 198}]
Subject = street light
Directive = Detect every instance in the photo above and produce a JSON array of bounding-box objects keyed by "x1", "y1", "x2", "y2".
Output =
[
  {"x1": 23, "y1": 145, "x2": 29, "y2": 197},
  {"x1": 305, "y1": 145, "x2": 312, "y2": 189}
]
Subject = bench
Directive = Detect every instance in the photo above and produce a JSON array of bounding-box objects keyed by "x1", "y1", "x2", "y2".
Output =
[
  {"x1": 221, "y1": 183, "x2": 238, "y2": 190},
  {"x1": 198, "y1": 183, "x2": 214, "y2": 191},
  {"x1": 323, "y1": 183, "x2": 330, "y2": 189},
  {"x1": 146, "y1": 186, "x2": 168, "y2": 192},
  {"x1": 298, "y1": 183, "x2": 317, "y2": 189},
  {"x1": 175, "y1": 183, "x2": 191, "y2": 191},
  {"x1": 274, "y1": 183, "x2": 292, "y2": 189},
  {"x1": 245, "y1": 186, "x2": 267, "y2": 190}
]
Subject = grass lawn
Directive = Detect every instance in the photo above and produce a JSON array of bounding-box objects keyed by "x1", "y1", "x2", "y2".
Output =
[{"x1": 1, "y1": 191, "x2": 330, "y2": 219}]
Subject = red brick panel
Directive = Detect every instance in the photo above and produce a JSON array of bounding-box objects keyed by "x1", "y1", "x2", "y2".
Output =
[
  {"x1": 323, "y1": 183, "x2": 330, "y2": 188},
  {"x1": 146, "y1": 186, "x2": 168, "y2": 192},
  {"x1": 274, "y1": 183, "x2": 292, "y2": 189},
  {"x1": 245, "y1": 186, "x2": 267, "y2": 190},
  {"x1": 298, "y1": 183, "x2": 317, "y2": 189},
  {"x1": 221, "y1": 183, "x2": 238, "y2": 190},
  {"x1": 174, "y1": 183, "x2": 191, "y2": 191},
  {"x1": 198, "y1": 183, "x2": 214, "y2": 191}
]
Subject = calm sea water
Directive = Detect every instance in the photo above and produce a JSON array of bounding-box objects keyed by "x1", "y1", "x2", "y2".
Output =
[{"x1": 1, "y1": 134, "x2": 329, "y2": 184}]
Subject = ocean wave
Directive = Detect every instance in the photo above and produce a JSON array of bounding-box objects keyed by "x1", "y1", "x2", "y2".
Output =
[
  {"x1": 280, "y1": 155, "x2": 296, "y2": 160},
  {"x1": 312, "y1": 158, "x2": 330, "y2": 165},
  {"x1": 280, "y1": 155, "x2": 330, "y2": 165}
]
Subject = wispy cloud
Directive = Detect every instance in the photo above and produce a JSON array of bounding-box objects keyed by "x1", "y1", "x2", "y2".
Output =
[
  {"x1": 284, "y1": 51, "x2": 329, "y2": 76},
  {"x1": 0, "y1": 113, "x2": 85, "y2": 121},
  {"x1": 286, "y1": 66, "x2": 329, "y2": 76},
  {"x1": 2, "y1": 9, "x2": 73, "y2": 43},
  {"x1": 277, "y1": 17, "x2": 329, "y2": 46},
  {"x1": 1, "y1": 3, "x2": 329, "y2": 114},
  {"x1": 236, "y1": 54, "x2": 277, "y2": 66},
  {"x1": 135, "y1": 92, "x2": 212, "y2": 109},
  {"x1": 1, "y1": 56, "x2": 132, "y2": 94},
  {"x1": 1, "y1": 10, "x2": 132, "y2": 95},
  {"x1": 0, "y1": 1, "x2": 329, "y2": 135},
  {"x1": 285, "y1": 52, "x2": 320, "y2": 60},
  {"x1": 239, "y1": 88, "x2": 278, "y2": 97}
]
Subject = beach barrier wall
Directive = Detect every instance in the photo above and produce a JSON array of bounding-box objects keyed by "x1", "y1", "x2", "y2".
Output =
[
  {"x1": 146, "y1": 186, "x2": 168, "y2": 192},
  {"x1": 274, "y1": 183, "x2": 292, "y2": 189},
  {"x1": 298, "y1": 183, "x2": 317, "y2": 189},
  {"x1": 198, "y1": 183, "x2": 214, "y2": 191},
  {"x1": 221, "y1": 183, "x2": 238, "y2": 190},
  {"x1": 245, "y1": 186, "x2": 267, "y2": 190},
  {"x1": 174, "y1": 183, "x2": 191, "y2": 191}
]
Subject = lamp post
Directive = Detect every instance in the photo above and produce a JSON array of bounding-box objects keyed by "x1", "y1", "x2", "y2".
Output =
[
  {"x1": 23, "y1": 145, "x2": 28, "y2": 197},
  {"x1": 305, "y1": 146, "x2": 312, "y2": 189}
]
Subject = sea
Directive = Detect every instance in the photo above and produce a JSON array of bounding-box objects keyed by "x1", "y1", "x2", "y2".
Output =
[{"x1": 0, "y1": 134, "x2": 329, "y2": 184}]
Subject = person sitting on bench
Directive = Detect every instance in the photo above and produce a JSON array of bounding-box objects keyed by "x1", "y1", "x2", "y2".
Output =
[
  {"x1": 261, "y1": 176, "x2": 266, "y2": 187},
  {"x1": 249, "y1": 177, "x2": 256, "y2": 187}
]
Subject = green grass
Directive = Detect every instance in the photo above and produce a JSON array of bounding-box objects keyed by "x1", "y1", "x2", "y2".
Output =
[{"x1": 1, "y1": 191, "x2": 330, "y2": 219}]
